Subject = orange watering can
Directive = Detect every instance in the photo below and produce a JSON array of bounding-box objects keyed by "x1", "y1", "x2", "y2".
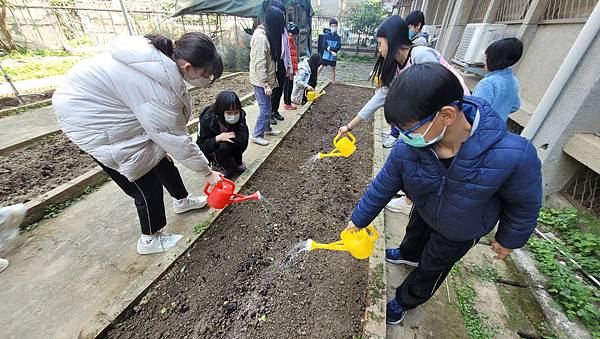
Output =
[
  {"x1": 306, "y1": 88, "x2": 326, "y2": 101},
  {"x1": 203, "y1": 177, "x2": 261, "y2": 209},
  {"x1": 318, "y1": 132, "x2": 357, "y2": 159},
  {"x1": 305, "y1": 225, "x2": 379, "y2": 259}
]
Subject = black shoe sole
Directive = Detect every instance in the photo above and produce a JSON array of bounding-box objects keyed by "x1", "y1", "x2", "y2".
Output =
[
  {"x1": 273, "y1": 115, "x2": 284, "y2": 121},
  {"x1": 270, "y1": 119, "x2": 278, "y2": 125}
]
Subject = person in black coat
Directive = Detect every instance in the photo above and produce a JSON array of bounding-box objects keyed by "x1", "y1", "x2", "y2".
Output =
[{"x1": 196, "y1": 91, "x2": 249, "y2": 179}]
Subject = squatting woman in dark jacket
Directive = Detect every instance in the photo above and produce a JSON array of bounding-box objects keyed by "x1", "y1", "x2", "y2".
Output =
[{"x1": 196, "y1": 91, "x2": 249, "y2": 179}]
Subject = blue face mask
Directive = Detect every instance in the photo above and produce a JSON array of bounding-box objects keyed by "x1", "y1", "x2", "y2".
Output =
[
  {"x1": 331, "y1": 28, "x2": 337, "y2": 34},
  {"x1": 408, "y1": 30, "x2": 417, "y2": 40},
  {"x1": 398, "y1": 113, "x2": 446, "y2": 148}
]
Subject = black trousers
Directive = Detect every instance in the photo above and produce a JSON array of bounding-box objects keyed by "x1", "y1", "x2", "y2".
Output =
[
  {"x1": 94, "y1": 157, "x2": 188, "y2": 235},
  {"x1": 271, "y1": 60, "x2": 286, "y2": 114},
  {"x1": 395, "y1": 210, "x2": 479, "y2": 309},
  {"x1": 207, "y1": 141, "x2": 247, "y2": 173},
  {"x1": 283, "y1": 77, "x2": 293, "y2": 105}
]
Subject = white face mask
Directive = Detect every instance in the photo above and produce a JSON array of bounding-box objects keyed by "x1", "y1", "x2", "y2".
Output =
[
  {"x1": 184, "y1": 74, "x2": 211, "y2": 87},
  {"x1": 224, "y1": 114, "x2": 240, "y2": 124}
]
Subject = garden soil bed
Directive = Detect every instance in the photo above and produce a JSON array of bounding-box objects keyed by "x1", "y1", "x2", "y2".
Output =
[
  {"x1": 190, "y1": 74, "x2": 252, "y2": 117},
  {"x1": 0, "y1": 90, "x2": 54, "y2": 110},
  {"x1": 104, "y1": 83, "x2": 375, "y2": 339},
  {"x1": 0, "y1": 74, "x2": 252, "y2": 206}
]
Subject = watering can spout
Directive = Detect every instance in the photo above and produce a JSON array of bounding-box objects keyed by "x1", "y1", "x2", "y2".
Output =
[
  {"x1": 306, "y1": 89, "x2": 326, "y2": 101},
  {"x1": 231, "y1": 191, "x2": 261, "y2": 204}
]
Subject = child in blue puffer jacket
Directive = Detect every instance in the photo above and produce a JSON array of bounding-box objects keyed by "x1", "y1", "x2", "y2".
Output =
[{"x1": 346, "y1": 63, "x2": 542, "y2": 325}]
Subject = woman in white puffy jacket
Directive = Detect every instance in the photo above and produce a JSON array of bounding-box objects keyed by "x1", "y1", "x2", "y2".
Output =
[{"x1": 52, "y1": 33, "x2": 223, "y2": 255}]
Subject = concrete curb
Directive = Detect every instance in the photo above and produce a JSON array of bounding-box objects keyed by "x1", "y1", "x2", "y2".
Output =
[
  {"x1": 22, "y1": 167, "x2": 108, "y2": 228},
  {"x1": 512, "y1": 246, "x2": 593, "y2": 338},
  {"x1": 362, "y1": 106, "x2": 387, "y2": 339},
  {"x1": 86, "y1": 82, "x2": 331, "y2": 339},
  {"x1": 0, "y1": 129, "x2": 62, "y2": 155},
  {"x1": 0, "y1": 98, "x2": 52, "y2": 118}
]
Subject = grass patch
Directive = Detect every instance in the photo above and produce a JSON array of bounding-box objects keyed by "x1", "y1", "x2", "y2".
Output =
[
  {"x1": 528, "y1": 207, "x2": 600, "y2": 337},
  {"x1": 193, "y1": 219, "x2": 211, "y2": 235},
  {"x1": 369, "y1": 263, "x2": 385, "y2": 304},
  {"x1": 2, "y1": 58, "x2": 81, "y2": 82},
  {"x1": 337, "y1": 51, "x2": 376, "y2": 64}
]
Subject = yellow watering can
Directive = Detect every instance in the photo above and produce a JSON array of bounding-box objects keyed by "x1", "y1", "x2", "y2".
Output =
[
  {"x1": 306, "y1": 88, "x2": 326, "y2": 101},
  {"x1": 306, "y1": 225, "x2": 379, "y2": 260},
  {"x1": 318, "y1": 132, "x2": 357, "y2": 159},
  {"x1": 372, "y1": 75, "x2": 382, "y2": 88}
]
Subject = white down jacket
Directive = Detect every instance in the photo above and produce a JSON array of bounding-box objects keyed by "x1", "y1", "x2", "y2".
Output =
[{"x1": 52, "y1": 36, "x2": 211, "y2": 181}]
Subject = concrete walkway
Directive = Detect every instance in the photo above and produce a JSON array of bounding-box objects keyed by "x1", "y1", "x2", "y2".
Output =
[
  {"x1": 0, "y1": 105, "x2": 58, "y2": 151},
  {"x1": 0, "y1": 100, "x2": 309, "y2": 339},
  {"x1": 0, "y1": 75, "x2": 64, "y2": 98}
]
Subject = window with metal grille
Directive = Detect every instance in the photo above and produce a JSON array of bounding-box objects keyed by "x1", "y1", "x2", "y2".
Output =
[
  {"x1": 467, "y1": 0, "x2": 492, "y2": 23},
  {"x1": 495, "y1": 0, "x2": 532, "y2": 22},
  {"x1": 541, "y1": 0, "x2": 598, "y2": 21},
  {"x1": 563, "y1": 168, "x2": 600, "y2": 217}
]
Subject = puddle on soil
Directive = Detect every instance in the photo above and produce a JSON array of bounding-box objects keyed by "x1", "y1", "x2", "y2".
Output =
[{"x1": 281, "y1": 240, "x2": 311, "y2": 268}]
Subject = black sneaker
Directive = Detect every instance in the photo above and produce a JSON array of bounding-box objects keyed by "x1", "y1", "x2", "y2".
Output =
[
  {"x1": 385, "y1": 248, "x2": 419, "y2": 267},
  {"x1": 273, "y1": 111, "x2": 284, "y2": 121},
  {"x1": 386, "y1": 299, "x2": 407, "y2": 325},
  {"x1": 270, "y1": 117, "x2": 278, "y2": 125}
]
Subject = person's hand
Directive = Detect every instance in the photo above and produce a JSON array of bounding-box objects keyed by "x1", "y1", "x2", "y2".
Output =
[
  {"x1": 306, "y1": 85, "x2": 314, "y2": 91},
  {"x1": 491, "y1": 241, "x2": 512, "y2": 260},
  {"x1": 265, "y1": 85, "x2": 272, "y2": 96},
  {"x1": 164, "y1": 154, "x2": 173, "y2": 162},
  {"x1": 345, "y1": 220, "x2": 360, "y2": 233},
  {"x1": 288, "y1": 74, "x2": 294, "y2": 80},
  {"x1": 205, "y1": 171, "x2": 223, "y2": 186},
  {"x1": 216, "y1": 132, "x2": 235, "y2": 143},
  {"x1": 338, "y1": 125, "x2": 350, "y2": 137},
  {"x1": 331, "y1": 51, "x2": 337, "y2": 57}
]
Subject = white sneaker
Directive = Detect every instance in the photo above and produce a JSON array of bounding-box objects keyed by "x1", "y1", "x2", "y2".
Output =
[
  {"x1": 173, "y1": 195, "x2": 207, "y2": 214},
  {"x1": 137, "y1": 233, "x2": 183, "y2": 255},
  {"x1": 383, "y1": 134, "x2": 399, "y2": 148},
  {"x1": 251, "y1": 137, "x2": 269, "y2": 146},
  {"x1": 0, "y1": 258, "x2": 8, "y2": 273},
  {"x1": 265, "y1": 129, "x2": 281, "y2": 136},
  {"x1": 385, "y1": 197, "x2": 413, "y2": 215}
]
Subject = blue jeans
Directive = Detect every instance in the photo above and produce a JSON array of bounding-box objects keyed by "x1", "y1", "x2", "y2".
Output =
[
  {"x1": 252, "y1": 85, "x2": 272, "y2": 138},
  {"x1": 390, "y1": 125, "x2": 400, "y2": 138}
]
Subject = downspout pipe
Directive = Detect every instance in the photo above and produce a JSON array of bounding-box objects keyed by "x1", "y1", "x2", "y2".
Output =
[{"x1": 521, "y1": 2, "x2": 600, "y2": 140}]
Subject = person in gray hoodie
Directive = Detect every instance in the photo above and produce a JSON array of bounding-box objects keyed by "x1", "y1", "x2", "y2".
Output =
[{"x1": 405, "y1": 10, "x2": 429, "y2": 47}]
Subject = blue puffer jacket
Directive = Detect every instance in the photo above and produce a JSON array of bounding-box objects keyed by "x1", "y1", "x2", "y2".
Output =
[{"x1": 351, "y1": 96, "x2": 542, "y2": 249}]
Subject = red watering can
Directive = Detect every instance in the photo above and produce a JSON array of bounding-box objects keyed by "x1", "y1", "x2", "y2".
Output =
[{"x1": 203, "y1": 177, "x2": 261, "y2": 209}]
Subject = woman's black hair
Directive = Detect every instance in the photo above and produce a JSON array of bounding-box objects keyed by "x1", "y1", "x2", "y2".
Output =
[
  {"x1": 405, "y1": 10, "x2": 425, "y2": 30},
  {"x1": 308, "y1": 52, "x2": 322, "y2": 73},
  {"x1": 264, "y1": 6, "x2": 285, "y2": 61},
  {"x1": 384, "y1": 62, "x2": 464, "y2": 127},
  {"x1": 213, "y1": 91, "x2": 242, "y2": 123},
  {"x1": 371, "y1": 16, "x2": 412, "y2": 88},
  {"x1": 485, "y1": 37, "x2": 523, "y2": 71},
  {"x1": 147, "y1": 33, "x2": 223, "y2": 80}
]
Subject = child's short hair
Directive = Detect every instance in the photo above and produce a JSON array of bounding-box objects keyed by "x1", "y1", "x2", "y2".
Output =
[
  {"x1": 384, "y1": 63, "x2": 463, "y2": 127},
  {"x1": 485, "y1": 38, "x2": 523, "y2": 71},
  {"x1": 329, "y1": 18, "x2": 338, "y2": 26},
  {"x1": 405, "y1": 10, "x2": 425, "y2": 29}
]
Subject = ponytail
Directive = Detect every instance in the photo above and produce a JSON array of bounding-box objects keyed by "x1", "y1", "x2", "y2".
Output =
[{"x1": 145, "y1": 34, "x2": 174, "y2": 57}]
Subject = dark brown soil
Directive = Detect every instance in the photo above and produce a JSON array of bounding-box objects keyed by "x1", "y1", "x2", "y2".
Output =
[
  {"x1": 0, "y1": 90, "x2": 54, "y2": 110},
  {"x1": 0, "y1": 133, "x2": 96, "y2": 205},
  {"x1": 191, "y1": 74, "x2": 253, "y2": 117},
  {"x1": 105, "y1": 84, "x2": 375, "y2": 339},
  {"x1": 0, "y1": 74, "x2": 252, "y2": 206}
]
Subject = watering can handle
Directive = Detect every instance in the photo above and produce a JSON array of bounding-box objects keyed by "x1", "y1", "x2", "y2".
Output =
[
  {"x1": 203, "y1": 175, "x2": 227, "y2": 196},
  {"x1": 347, "y1": 132, "x2": 356, "y2": 143},
  {"x1": 366, "y1": 224, "x2": 379, "y2": 241}
]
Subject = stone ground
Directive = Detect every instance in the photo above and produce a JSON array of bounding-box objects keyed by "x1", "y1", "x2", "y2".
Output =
[{"x1": 0, "y1": 98, "x2": 311, "y2": 339}]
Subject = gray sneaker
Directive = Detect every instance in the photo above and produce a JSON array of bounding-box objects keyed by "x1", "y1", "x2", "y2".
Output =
[
  {"x1": 383, "y1": 134, "x2": 398, "y2": 148},
  {"x1": 251, "y1": 136, "x2": 269, "y2": 146},
  {"x1": 265, "y1": 129, "x2": 281, "y2": 136}
]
